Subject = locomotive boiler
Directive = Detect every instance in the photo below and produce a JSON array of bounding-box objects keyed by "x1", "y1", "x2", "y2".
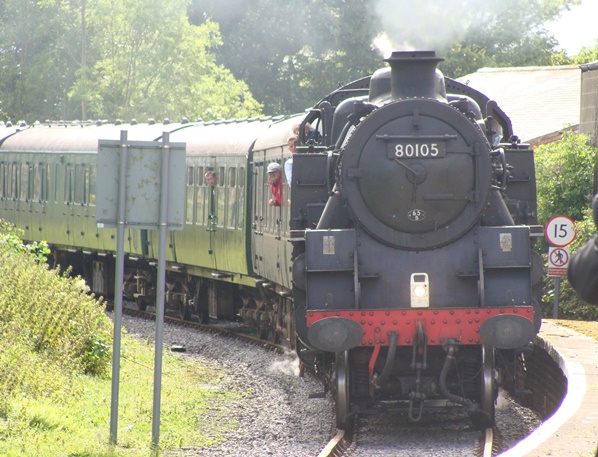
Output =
[{"x1": 290, "y1": 51, "x2": 541, "y2": 428}]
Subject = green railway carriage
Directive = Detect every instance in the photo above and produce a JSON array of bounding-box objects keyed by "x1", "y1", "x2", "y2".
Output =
[
  {"x1": 0, "y1": 121, "x2": 186, "y2": 256},
  {"x1": 164, "y1": 116, "x2": 287, "y2": 321},
  {"x1": 166, "y1": 117, "x2": 274, "y2": 280},
  {"x1": 250, "y1": 115, "x2": 302, "y2": 291},
  {"x1": 0, "y1": 116, "x2": 302, "y2": 337}
]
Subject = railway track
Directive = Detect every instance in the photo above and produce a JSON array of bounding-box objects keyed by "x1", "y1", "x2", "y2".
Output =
[
  {"x1": 317, "y1": 428, "x2": 352, "y2": 457},
  {"x1": 120, "y1": 304, "x2": 287, "y2": 354},
  {"x1": 482, "y1": 427, "x2": 495, "y2": 457},
  {"x1": 318, "y1": 416, "x2": 500, "y2": 457},
  {"x1": 114, "y1": 304, "x2": 523, "y2": 457}
]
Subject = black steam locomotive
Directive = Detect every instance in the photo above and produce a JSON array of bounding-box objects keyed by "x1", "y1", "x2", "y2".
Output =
[
  {"x1": 0, "y1": 50, "x2": 540, "y2": 430},
  {"x1": 290, "y1": 51, "x2": 541, "y2": 428}
]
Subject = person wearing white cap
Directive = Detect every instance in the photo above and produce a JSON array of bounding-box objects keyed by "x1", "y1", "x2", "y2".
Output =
[{"x1": 267, "y1": 162, "x2": 282, "y2": 206}]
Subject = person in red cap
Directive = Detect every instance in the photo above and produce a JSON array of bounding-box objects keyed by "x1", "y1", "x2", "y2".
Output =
[{"x1": 267, "y1": 162, "x2": 282, "y2": 206}]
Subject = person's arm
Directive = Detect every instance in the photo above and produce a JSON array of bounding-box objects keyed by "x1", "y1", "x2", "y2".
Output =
[{"x1": 284, "y1": 159, "x2": 292, "y2": 183}]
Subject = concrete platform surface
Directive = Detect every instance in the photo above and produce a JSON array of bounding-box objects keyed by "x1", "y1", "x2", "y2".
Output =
[{"x1": 501, "y1": 320, "x2": 598, "y2": 457}]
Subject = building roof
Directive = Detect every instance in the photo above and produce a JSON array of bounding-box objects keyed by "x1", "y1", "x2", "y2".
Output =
[{"x1": 457, "y1": 65, "x2": 581, "y2": 143}]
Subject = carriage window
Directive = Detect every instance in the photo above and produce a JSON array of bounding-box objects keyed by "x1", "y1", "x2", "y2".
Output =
[
  {"x1": 65, "y1": 165, "x2": 73, "y2": 203},
  {"x1": 73, "y1": 164, "x2": 85, "y2": 204},
  {"x1": 41, "y1": 164, "x2": 49, "y2": 203},
  {"x1": 238, "y1": 167, "x2": 245, "y2": 188},
  {"x1": 227, "y1": 167, "x2": 236, "y2": 229},
  {"x1": 84, "y1": 167, "x2": 90, "y2": 204},
  {"x1": 207, "y1": 182, "x2": 217, "y2": 227},
  {"x1": 237, "y1": 167, "x2": 245, "y2": 229},
  {"x1": 7, "y1": 164, "x2": 16, "y2": 199},
  {"x1": 217, "y1": 166, "x2": 225, "y2": 227},
  {"x1": 52, "y1": 164, "x2": 59, "y2": 203},
  {"x1": 33, "y1": 164, "x2": 42, "y2": 201},
  {"x1": 88, "y1": 165, "x2": 96, "y2": 205},
  {"x1": 0, "y1": 164, "x2": 5, "y2": 199},
  {"x1": 195, "y1": 166, "x2": 205, "y2": 225},
  {"x1": 228, "y1": 167, "x2": 236, "y2": 188},
  {"x1": 20, "y1": 164, "x2": 30, "y2": 201},
  {"x1": 186, "y1": 166, "x2": 195, "y2": 224}
]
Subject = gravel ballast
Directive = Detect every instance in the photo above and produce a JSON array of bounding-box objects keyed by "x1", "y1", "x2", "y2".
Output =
[
  {"x1": 116, "y1": 313, "x2": 542, "y2": 456},
  {"x1": 117, "y1": 313, "x2": 335, "y2": 456}
]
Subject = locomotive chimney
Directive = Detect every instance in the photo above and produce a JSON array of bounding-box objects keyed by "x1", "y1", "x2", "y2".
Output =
[{"x1": 384, "y1": 51, "x2": 445, "y2": 101}]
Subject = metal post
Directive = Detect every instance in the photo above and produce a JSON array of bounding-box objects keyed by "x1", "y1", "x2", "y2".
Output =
[
  {"x1": 110, "y1": 130, "x2": 128, "y2": 444},
  {"x1": 552, "y1": 276, "x2": 561, "y2": 319},
  {"x1": 152, "y1": 132, "x2": 171, "y2": 447}
]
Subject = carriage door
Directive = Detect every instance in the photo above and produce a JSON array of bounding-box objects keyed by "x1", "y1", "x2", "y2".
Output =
[{"x1": 251, "y1": 154, "x2": 267, "y2": 276}]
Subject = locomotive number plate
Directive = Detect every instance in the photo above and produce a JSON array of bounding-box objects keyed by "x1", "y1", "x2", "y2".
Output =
[{"x1": 388, "y1": 142, "x2": 446, "y2": 159}]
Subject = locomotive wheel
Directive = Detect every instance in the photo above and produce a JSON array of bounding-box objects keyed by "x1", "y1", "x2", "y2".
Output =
[
  {"x1": 481, "y1": 344, "x2": 496, "y2": 428},
  {"x1": 197, "y1": 309, "x2": 209, "y2": 324},
  {"x1": 269, "y1": 326, "x2": 280, "y2": 344},
  {"x1": 258, "y1": 325, "x2": 269, "y2": 340},
  {"x1": 335, "y1": 350, "x2": 351, "y2": 429},
  {"x1": 135, "y1": 296, "x2": 147, "y2": 311},
  {"x1": 179, "y1": 303, "x2": 192, "y2": 321}
]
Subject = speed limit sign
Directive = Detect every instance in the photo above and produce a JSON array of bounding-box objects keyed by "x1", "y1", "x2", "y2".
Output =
[{"x1": 545, "y1": 215, "x2": 577, "y2": 247}]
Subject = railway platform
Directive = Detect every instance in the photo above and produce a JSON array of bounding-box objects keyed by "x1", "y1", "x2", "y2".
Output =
[{"x1": 501, "y1": 320, "x2": 598, "y2": 457}]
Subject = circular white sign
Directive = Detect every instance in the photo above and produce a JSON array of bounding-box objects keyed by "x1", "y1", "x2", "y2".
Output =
[
  {"x1": 545, "y1": 215, "x2": 577, "y2": 247},
  {"x1": 548, "y1": 247, "x2": 570, "y2": 267}
]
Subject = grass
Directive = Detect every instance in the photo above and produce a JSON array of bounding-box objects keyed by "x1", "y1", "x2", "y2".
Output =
[
  {"x1": 0, "y1": 222, "x2": 241, "y2": 456},
  {"x1": 0, "y1": 336, "x2": 240, "y2": 456},
  {"x1": 548, "y1": 319, "x2": 598, "y2": 341}
]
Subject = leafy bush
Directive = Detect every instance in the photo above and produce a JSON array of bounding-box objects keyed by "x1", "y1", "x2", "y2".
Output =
[
  {"x1": 534, "y1": 131, "x2": 596, "y2": 228},
  {"x1": 0, "y1": 220, "x2": 50, "y2": 263},
  {"x1": 534, "y1": 132, "x2": 598, "y2": 319},
  {"x1": 0, "y1": 220, "x2": 113, "y2": 403},
  {"x1": 540, "y1": 207, "x2": 598, "y2": 320}
]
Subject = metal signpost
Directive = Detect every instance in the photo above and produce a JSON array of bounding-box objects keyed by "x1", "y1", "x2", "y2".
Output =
[
  {"x1": 96, "y1": 131, "x2": 185, "y2": 447},
  {"x1": 544, "y1": 215, "x2": 577, "y2": 318}
]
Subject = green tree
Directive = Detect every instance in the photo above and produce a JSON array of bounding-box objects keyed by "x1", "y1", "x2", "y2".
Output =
[
  {"x1": 70, "y1": 0, "x2": 261, "y2": 121},
  {"x1": 190, "y1": 0, "x2": 580, "y2": 113},
  {"x1": 534, "y1": 132, "x2": 598, "y2": 319},
  {"x1": 535, "y1": 131, "x2": 597, "y2": 225},
  {"x1": 0, "y1": 0, "x2": 261, "y2": 123},
  {"x1": 290, "y1": 0, "x2": 382, "y2": 112},
  {"x1": 0, "y1": 1, "x2": 82, "y2": 121},
  {"x1": 437, "y1": 0, "x2": 580, "y2": 77},
  {"x1": 550, "y1": 40, "x2": 598, "y2": 66},
  {"x1": 189, "y1": 0, "x2": 381, "y2": 114}
]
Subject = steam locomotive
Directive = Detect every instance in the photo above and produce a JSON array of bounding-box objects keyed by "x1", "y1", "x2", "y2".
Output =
[{"x1": 0, "y1": 51, "x2": 541, "y2": 429}]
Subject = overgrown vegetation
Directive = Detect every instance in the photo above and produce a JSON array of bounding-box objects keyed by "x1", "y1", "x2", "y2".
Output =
[
  {"x1": 0, "y1": 221, "x2": 240, "y2": 455},
  {"x1": 534, "y1": 131, "x2": 598, "y2": 320},
  {"x1": 0, "y1": 221, "x2": 112, "y2": 382}
]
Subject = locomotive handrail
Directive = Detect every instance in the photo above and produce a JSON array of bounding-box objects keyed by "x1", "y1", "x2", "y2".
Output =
[
  {"x1": 478, "y1": 248, "x2": 485, "y2": 307},
  {"x1": 375, "y1": 134, "x2": 458, "y2": 141},
  {"x1": 353, "y1": 248, "x2": 360, "y2": 309},
  {"x1": 325, "y1": 151, "x2": 334, "y2": 195},
  {"x1": 491, "y1": 147, "x2": 508, "y2": 191}
]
